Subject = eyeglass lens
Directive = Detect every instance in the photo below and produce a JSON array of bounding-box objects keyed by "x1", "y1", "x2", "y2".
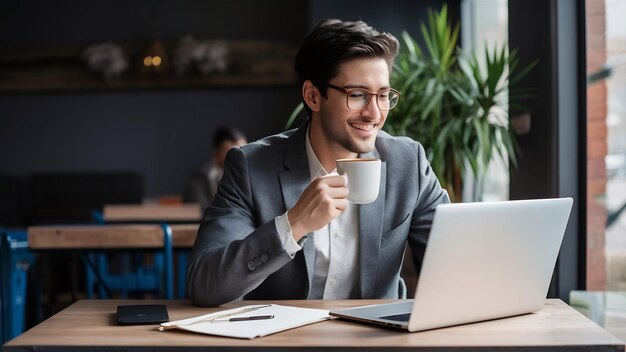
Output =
[{"x1": 346, "y1": 89, "x2": 399, "y2": 111}]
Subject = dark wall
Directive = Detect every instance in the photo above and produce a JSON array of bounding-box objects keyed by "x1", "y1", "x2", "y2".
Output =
[
  {"x1": 0, "y1": 89, "x2": 299, "y2": 196},
  {"x1": 309, "y1": 0, "x2": 461, "y2": 45},
  {"x1": 0, "y1": 0, "x2": 458, "y2": 198},
  {"x1": 0, "y1": 0, "x2": 306, "y2": 197},
  {"x1": 0, "y1": 0, "x2": 308, "y2": 44}
]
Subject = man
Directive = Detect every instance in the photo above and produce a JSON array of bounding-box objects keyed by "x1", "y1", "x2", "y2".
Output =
[
  {"x1": 187, "y1": 19, "x2": 449, "y2": 306},
  {"x1": 183, "y1": 126, "x2": 247, "y2": 209}
]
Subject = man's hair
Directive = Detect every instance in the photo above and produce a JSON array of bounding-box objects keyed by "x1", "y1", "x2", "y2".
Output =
[
  {"x1": 213, "y1": 126, "x2": 245, "y2": 148},
  {"x1": 294, "y1": 19, "x2": 400, "y2": 117}
]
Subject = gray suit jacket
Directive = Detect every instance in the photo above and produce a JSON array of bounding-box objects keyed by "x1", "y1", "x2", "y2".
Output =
[{"x1": 187, "y1": 123, "x2": 449, "y2": 306}]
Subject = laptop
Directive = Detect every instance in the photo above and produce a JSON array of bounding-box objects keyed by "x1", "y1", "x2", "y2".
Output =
[{"x1": 330, "y1": 197, "x2": 573, "y2": 332}]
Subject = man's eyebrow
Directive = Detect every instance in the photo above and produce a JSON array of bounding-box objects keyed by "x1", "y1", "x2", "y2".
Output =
[{"x1": 342, "y1": 84, "x2": 392, "y2": 90}]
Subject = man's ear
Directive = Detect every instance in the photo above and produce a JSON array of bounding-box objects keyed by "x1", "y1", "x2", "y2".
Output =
[{"x1": 302, "y1": 80, "x2": 321, "y2": 113}]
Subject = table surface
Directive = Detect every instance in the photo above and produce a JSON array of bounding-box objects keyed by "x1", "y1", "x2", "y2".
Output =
[
  {"x1": 103, "y1": 204, "x2": 202, "y2": 222},
  {"x1": 4, "y1": 299, "x2": 625, "y2": 351},
  {"x1": 27, "y1": 203, "x2": 202, "y2": 251},
  {"x1": 28, "y1": 224, "x2": 199, "y2": 249}
]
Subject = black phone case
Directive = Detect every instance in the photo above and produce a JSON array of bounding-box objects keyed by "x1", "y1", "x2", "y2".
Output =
[{"x1": 116, "y1": 304, "x2": 169, "y2": 325}]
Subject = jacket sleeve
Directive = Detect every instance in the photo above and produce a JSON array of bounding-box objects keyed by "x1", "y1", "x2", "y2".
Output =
[
  {"x1": 186, "y1": 146, "x2": 295, "y2": 306},
  {"x1": 407, "y1": 141, "x2": 451, "y2": 273}
]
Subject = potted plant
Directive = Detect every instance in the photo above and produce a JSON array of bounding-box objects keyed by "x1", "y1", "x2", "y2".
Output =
[{"x1": 385, "y1": 5, "x2": 536, "y2": 201}]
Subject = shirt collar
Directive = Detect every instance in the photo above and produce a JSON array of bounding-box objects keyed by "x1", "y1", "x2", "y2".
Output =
[{"x1": 305, "y1": 126, "x2": 336, "y2": 180}]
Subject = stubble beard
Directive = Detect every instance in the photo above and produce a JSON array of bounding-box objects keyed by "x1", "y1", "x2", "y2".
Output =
[
  {"x1": 342, "y1": 136, "x2": 375, "y2": 154},
  {"x1": 322, "y1": 119, "x2": 376, "y2": 155}
]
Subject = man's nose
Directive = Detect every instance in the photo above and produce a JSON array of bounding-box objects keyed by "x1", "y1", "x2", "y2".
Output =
[{"x1": 360, "y1": 97, "x2": 382, "y2": 120}]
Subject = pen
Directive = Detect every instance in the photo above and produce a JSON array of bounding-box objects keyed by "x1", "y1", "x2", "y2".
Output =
[{"x1": 217, "y1": 315, "x2": 274, "y2": 322}]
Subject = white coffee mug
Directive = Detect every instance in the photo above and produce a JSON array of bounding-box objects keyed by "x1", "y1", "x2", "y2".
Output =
[{"x1": 336, "y1": 158, "x2": 381, "y2": 204}]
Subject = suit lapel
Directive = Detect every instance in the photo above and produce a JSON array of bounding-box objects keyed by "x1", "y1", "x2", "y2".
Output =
[
  {"x1": 278, "y1": 124, "x2": 316, "y2": 294},
  {"x1": 358, "y1": 150, "x2": 386, "y2": 299}
]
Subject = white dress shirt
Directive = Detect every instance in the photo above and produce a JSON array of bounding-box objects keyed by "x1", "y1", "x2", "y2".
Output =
[{"x1": 274, "y1": 129, "x2": 359, "y2": 299}]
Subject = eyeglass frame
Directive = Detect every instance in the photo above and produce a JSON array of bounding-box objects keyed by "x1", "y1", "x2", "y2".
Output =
[{"x1": 320, "y1": 83, "x2": 401, "y2": 111}]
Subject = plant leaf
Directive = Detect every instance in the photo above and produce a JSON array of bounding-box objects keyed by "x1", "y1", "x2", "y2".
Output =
[{"x1": 285, "y1": 102, "x2": 304, "y2": 130}]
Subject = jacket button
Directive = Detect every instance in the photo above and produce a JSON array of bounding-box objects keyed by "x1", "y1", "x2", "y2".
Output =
[
  {"x1": 247, "y1": 261, "x2": 256, "y2": 271},
  {"x1": 261, "y1": 253, "x2": 269, "y2": 262},
  {"x1": 253, "y1": 257, "x2": 263, "y2": 266}
]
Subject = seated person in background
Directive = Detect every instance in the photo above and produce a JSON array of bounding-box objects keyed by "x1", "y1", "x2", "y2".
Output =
[
  {"x1": 187, "y1": 19, "x2": 449, "y2": 306},
  {"x1": 183, "y1": 126, "x2": 246, "y2": 209}
]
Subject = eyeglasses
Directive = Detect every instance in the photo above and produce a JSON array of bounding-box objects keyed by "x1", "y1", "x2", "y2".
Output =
[{"x1": 322, "y1": 83, "x2": 401, "y2": 111}]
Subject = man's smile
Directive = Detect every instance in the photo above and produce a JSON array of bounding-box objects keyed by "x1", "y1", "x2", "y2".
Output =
[{"x1": 349, "y1": 122, "x2": 377, "y2": 131}]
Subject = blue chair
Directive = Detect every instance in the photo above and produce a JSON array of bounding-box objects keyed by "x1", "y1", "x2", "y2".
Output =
[
  {"x1": 80, "y1": 219, "x2": 173, "y2": 299},
  {"x1": 0, "y1": 229, "x2": 35, "y2": 343},
  {"x1": 89, "y1": 210, "x2": 190, "y2": 299},
  {"x1": 176, "y1": 250, "x2": 189, "y2": 299},
  {"x1": 85, "y1": 249, "x2": 164, "y2": 298}
]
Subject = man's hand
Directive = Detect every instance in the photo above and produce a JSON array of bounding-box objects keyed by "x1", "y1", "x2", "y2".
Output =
[{"x1": 287, "y1": 174, "x2": 348, "y2": 241}]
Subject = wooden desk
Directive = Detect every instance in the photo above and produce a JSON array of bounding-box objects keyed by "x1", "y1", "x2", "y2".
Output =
[
  {"x1": 28, "y1": 224, "x2": 199, "y2": 250},
  {"x1": 3, "y1": 299, "x2": 624, "y2": 351},
  {"x1": 27, "y1": 224, "x2": 199, "y2": 299},
  {"x1": 170, "y1": 224, "x2": 199, "y2": 248},
  {"x1": 103, "y1": 204, "x2": 202, "y2": 223}
]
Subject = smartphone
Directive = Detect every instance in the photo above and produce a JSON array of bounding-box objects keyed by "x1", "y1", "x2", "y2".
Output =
[{"x1": 116, "y1": 304, "x2": 169, "y2": 325}]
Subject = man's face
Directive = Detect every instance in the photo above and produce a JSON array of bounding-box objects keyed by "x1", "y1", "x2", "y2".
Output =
[{"x1": 315, "y1": 57, "x2": 390, "y2": 154}]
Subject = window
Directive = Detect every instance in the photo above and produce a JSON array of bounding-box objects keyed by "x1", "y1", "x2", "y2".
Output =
[
  {"x1": 586, "y1": 0, "x2": 626, "y2": 290},
  {"x1": 461, "y1": 0, "x2": 509, "y2": 202}
]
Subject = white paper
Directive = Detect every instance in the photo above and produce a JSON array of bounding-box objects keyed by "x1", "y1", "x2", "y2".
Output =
[{"x1": 160, "y1": 304, "x2": 331, "y2": 339}]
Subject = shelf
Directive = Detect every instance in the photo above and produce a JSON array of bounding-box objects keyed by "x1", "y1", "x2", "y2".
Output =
[{"x1": 0, "y1": 40, "x2": 299, "y2": 93}]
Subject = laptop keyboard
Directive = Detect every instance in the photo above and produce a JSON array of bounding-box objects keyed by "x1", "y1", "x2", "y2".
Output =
[{"x1": 378, "y1": 313, "x2": 411, "y2": 322}]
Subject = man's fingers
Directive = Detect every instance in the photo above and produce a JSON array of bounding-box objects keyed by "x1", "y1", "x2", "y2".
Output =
[
  {"x1": 334, "y1": 199, "x2": 348, "y2": 212},
  {"x1": 327, "y1": 185, "x2": 348, "y2": 199},
  {"x1": 318, "y1": 174, "x2": 347, "y2": 187},
  {"x1": 310, "y1": 175, "x2": 348, "y2": 199}
]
